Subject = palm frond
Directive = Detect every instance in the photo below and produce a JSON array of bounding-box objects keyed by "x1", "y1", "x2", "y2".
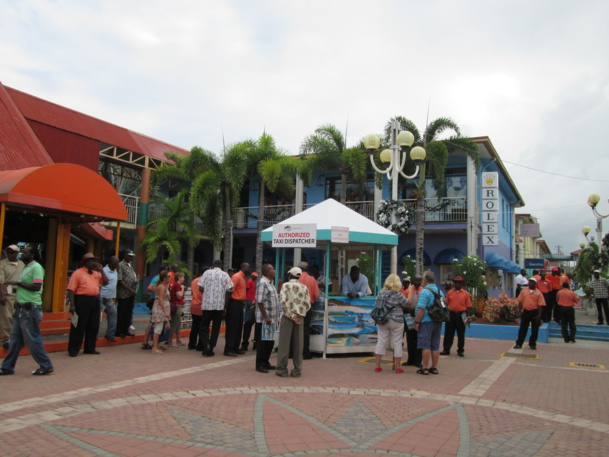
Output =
[
  {"x1": 385, "y1": 117, "x2": 421, "y2": 144},
  {"x1": 444, "y1": 136, "x2": 481, "y2": 170},
  {"x1": 423, "y1": 117, "x2": 461, "y2": 144}
]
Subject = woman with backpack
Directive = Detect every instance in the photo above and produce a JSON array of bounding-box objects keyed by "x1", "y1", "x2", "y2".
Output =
[{"x1": 372, "y1": 274, "x2": 413, "y2": 373}]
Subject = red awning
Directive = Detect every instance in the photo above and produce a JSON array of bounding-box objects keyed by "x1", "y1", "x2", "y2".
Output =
[{"x1": 0, "y1": 163, "x2": 128, "y2": 221}]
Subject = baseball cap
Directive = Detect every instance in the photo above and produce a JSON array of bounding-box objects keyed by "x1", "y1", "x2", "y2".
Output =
[
  {"x1": 6, "y1": 244, "x2": 19, "y2": 252},
  {"x1": 403, "y1": 276, "x2": 411, "y2": 282},
  {"x1": 453, "y1": 276, "x2": 464, "y2": 282},
  {"x1": 251, "y1": 272, "x2": 258, "y2": 277},
  {"x1": 298, "y1": 261, "x2": 308, "y2": 269},
  {"x1": 80, "y1": 252, "x2": 98, "y2": 266},
  {"x1": 594, "y1": 269, "x2": 601, "y2": 273},
  {"x1": 551, "y1": 267, "x2": 559, "y2": 272},
  {"x1": 124, "y1": 249, "x2": 134, "y2": 256},
  {"x1": 529, "y1": 277, "x2": 537, "y2": 283},
  {"x1": 288, "y1": 267, "x2": 302, "y2": 278}
]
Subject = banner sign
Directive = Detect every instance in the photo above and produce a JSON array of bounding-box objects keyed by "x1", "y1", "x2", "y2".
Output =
[
  {"x1": 520, "y1": 223, "x2": 540, "y2": 237},
  {"x1": 524, "y1": 258, "x2": 545, "y2": 269},
  {"x1": 482, "y1": 172, "x2": 499, "y2": 246},
  {"x1": 331, "y1": 226, "x2": 349, "y2": 244},
  {"x1": 272, "y1": 223, "x2": 317, "y2": 247}
]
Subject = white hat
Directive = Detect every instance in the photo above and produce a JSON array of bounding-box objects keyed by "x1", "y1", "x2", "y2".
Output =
[
  {"x1": 594, "y1": 269, "x2": 601, "y2": 273},
  {"x1": 288, "y1": 267, "x2": 302, "y2": 278},
  {"x1": 529, "y1": 277, "x2": 537, "y2": 283}
]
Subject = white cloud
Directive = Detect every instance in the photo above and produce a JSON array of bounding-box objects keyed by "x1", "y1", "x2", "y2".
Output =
[{"x1": 1, "y1": 0, "x2": 608, "y2": 254}]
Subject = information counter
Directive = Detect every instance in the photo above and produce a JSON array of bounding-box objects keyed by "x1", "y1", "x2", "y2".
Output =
[{"x1": 309, "y1": 296, "x2": 377, "y2": 355}]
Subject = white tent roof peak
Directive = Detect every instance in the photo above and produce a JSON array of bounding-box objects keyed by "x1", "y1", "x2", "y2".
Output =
[{"x1": 261, "y1": 198, "x2": 398, "y2": 246}]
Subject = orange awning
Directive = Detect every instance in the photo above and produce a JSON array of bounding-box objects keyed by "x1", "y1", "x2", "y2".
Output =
[{"x1": 0, "y1": 163, "x2": 128, "y2": 221}]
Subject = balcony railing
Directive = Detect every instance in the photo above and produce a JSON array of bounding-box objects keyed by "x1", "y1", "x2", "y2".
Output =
[
  {"x1": 119, "y1": 193, "x2": 139, "y2": 225},
  {"x1": 403, "y1": 197, "x2": 467, "y2": 223},
  {"x1": 235, "y1": 205, "x2": 295, "y2": 230},
  {"x1": 234, "y1": 197, "x2": 467, "y2": 229}
]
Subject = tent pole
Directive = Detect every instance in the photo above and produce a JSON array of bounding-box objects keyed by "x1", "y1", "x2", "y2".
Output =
[
  {"x1": 275, "y1": 248, "x2": 280, "y2": 290},
  {"x1": 323, "y1": 241, "x2": 332, "y2": 359}
]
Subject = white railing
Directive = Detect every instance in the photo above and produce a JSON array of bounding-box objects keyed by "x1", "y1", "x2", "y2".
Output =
[
  {"x1": 403, "y1": 197, "x2": 467, "y2": 223},
  {"x1": 119, "y1": 193, "x2": 139, "y2": 225},
  {"x1": 233, "y1": 197, "x2": 467, "y2": 229}
]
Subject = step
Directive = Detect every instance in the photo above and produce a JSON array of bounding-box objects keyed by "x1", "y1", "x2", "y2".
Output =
[
  {"x1": 40, "y1": 311, "x2": 72, "y2": 336},
  {"x1": 548, "y1": 323, "x2": 609, "y2": 341}
]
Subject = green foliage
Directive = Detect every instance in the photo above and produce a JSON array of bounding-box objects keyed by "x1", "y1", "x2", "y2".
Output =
[
  {"x1": 300, "y1": 124, "x2": 368, "y2": 201},
  {"x1": 451, "y1": 255, "x2": 488, "y2": 299},
  {"x1": 142, "y1": 188, "x2": 197, "y2": 270},
  {"x1": 574, "y1": 241, "x2": 609, "y2": 284},
  {"x1": 401, "y1": 255, "x2": 417, "y2": 280}
]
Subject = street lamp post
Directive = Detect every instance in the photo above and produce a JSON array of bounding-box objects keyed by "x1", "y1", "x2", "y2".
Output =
[
  {"x1": 363, "y1": 120, "x2": 426, "y2": 274},
  {"x1": 587, "y1": 193, "x2": 609, "y2": 247}
]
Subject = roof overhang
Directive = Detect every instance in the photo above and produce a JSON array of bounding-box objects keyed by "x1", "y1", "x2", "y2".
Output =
[{"x1": 0, "y1": 163, "x2": 128, "y2": 222}]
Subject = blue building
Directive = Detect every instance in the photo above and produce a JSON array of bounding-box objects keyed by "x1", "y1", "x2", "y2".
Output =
[{"x1": 233, "y1": 136, "x2": 524, "y2": 297}]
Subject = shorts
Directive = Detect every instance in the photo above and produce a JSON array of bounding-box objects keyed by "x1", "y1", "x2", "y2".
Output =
[
  {"x1": 153, "y1": 321, "x2": 165, "y2": 335},
  {"x1": 417, "y1": 321, "x2": 442, "y2": 351}
]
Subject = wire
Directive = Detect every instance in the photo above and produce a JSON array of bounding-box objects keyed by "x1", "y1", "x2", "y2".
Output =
[{"x1": 501, "y1": 160, "x2": 609, "y2": 183}]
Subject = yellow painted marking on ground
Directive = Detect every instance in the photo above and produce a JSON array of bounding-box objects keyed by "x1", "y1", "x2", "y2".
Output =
[
  {"x1": 358, "y1": 356, "x2": 394, "y2": 365},
  {"x1": 570, "y1": 362, "x2": 605, "y2": 370},
  {"x1": 501, "y1": 352, "x2": 539, "y2": 360}
]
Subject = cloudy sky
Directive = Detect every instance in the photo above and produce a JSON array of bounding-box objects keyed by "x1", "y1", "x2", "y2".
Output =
[{"x1": 2, "y1": 0, "x2": 608, "y2": 256}]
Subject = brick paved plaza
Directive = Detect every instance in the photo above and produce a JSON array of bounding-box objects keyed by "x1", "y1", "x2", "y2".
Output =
[{"x1": 1, "y1": 334, "x2": 608, "y2": 457}]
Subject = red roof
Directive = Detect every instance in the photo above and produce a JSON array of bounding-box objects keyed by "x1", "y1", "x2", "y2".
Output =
[
  {"x1": 3, "y1": 84, "x2": 189, "y2": 163},
  {"x1": 0, "y1": 83, "x2": 53, "y2": 171}
]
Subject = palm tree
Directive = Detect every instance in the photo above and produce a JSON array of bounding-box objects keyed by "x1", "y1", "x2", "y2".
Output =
[
  {"x1": 247, "y1": 133, "x2": 297, "y2": 274},
  {"x1": 384, "y1": 116, "x2": 480, "y2": 275},
  {"x1": 154, "y1": 143, "x2": 251, "y2": 271},
  {"x1": 141, "y1": 188, "x2": 198, "y2": 270},
  {"x1": 300, "y1": 124, "x2": 367, "y2": 203},
  {"x1": 190, "y1": 144, "x2": 252, "y2": 270}
]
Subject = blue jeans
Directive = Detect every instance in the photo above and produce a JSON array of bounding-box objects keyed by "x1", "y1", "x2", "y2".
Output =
[
  {"x1": 1, "y1": 305, "x2": 53, "y2": 373},
  {"x1": 100, "y1": 297, "x2": 117, "y2": 338}
]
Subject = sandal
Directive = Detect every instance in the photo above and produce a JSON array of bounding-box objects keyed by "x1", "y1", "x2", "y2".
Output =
[
  {"x1": 141, "y1": 343, "x2": 152, "y2": 350},
  {"x1": 416, "y1": 368, "x2": 429, "y2": 375},
  {"x1": 428, "y1": 367, "x2": 439, "y2": 375},
  {"x1": 152, "y1": 349, "x2": 164, "y2": 355}
]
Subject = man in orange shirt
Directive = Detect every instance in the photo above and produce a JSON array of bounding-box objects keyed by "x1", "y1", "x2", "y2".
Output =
[
  {"x1": 225, "y1": 262, "x2": 250, "y2": 357},
  {"x1": 440, "y1": 276, "x2": 472, "y2": 357},
  {"x1": 67, "y1": 253, "x2": 109, "y2": 357},
  {"x1": 544, "y1": 267, "x2": 562, "y2": 323},
  {"x1": 532, "y1": 269, "x2": 551, "y2": 306},
  {"x1": 298, "y1": 262, "x2": 319, "y2": 360},
  {"x1": 557, "y1": 281, "x2": 579, "y2": 343},
  {"x1": 188, "y1": 267, "x2": 206, "y2": 351},
  {"x1": 514, "y1": 277, "x2": 546, "y2": 350}
]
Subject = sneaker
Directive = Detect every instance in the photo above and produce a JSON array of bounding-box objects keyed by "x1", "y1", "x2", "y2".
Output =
[
  {"x1": 440, "y1": 350, "x2": 450, "y2": 356},
  {"x1": 513, "y1": 344, "x2": 522, "y2": 349},
  {"x1": 32, "y1": 367, "x2": 54, "y2": 375},
  {"x1": 129, "y1": 325, "x2": 136, "y2": 332},
  {"x1": 457, "y1": 351, "x2": 464, "y2": 357},
  {"x1": 0, "y1": 368, "x2": 14, "y2": 375},
  {"x1": 529, "y1": 344, "x2": 537, "y2": 350},
  {"x1": 105, "y1": 336, "x2": 117, "y2": 343}
]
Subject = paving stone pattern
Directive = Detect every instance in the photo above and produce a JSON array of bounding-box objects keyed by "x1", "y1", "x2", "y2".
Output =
[{"x1": 0, "y1": 335, "x2": 608, "y2": 456}]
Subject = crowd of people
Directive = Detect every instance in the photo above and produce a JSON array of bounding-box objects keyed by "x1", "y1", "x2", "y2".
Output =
[{"x1": 0, "y1": 244, "x2": 606, "y2": 378}]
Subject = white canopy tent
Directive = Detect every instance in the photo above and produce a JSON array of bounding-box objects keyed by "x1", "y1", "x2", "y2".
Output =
[{"x1": 261, "y1": 198, "x2": 399, "y2": 356}]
